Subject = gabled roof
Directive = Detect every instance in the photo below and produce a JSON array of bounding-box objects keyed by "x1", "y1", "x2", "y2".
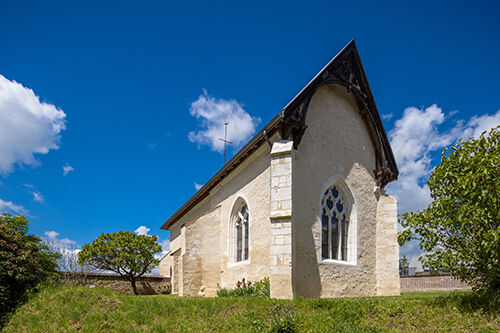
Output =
[{"x1": 161, "y1": 40, "x2": 398, "y2": 230}]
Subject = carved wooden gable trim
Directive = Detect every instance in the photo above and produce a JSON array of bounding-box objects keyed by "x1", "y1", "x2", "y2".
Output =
[{"x1": 278, "y1": 40, "x2": 398, "y2": 188}]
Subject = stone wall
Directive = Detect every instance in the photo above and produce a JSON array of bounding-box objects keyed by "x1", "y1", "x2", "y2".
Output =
[
  {"x1": 400, "y1": 274, "x2": 470, "y2": 292},
  {"x1": 375, "y1": 192, "x2": 400, "y2": 296},
  {"x1": 182, "y1": 206, "x2": 221, "y2": 297},
  {"x1": 62, "y1": 273, "x2": 171, "y2": 295},
  {"x1": 161, "y1": 139, "x2": 275, "y2": 296},
  {"x1": 292, "y1": 84, "x2": 400, "y2": 298}
]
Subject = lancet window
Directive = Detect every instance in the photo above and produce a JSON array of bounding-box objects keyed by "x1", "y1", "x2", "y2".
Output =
[{"x1": 232, "y1": 199, "x2": 249, "y2": 262}]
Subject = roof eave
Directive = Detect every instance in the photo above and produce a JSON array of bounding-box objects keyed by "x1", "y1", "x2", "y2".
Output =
[{"x1": 160, "y1": 113, "x2": 282, "y2": 230}]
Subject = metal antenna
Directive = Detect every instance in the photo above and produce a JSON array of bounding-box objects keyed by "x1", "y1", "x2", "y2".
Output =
[{"x1": 218, "y1": 121, "x2": 232, "y2": 164}]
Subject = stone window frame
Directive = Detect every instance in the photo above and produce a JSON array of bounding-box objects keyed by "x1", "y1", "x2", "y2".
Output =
[
  {"x1": 228, "y1": 195, "x2": 251, "y2": 266},
  {"x1": 318, "y1": 175, "x2": 358, "y2": 266}
]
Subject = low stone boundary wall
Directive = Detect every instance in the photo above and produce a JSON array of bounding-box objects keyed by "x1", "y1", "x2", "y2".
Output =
[
  {"x1": 61, "y1": 272, "x2": 170, "y2": 295},
  {"x1": 63, "y1": 273, "x2": 468, "y2": 295},
  {"x1": 400, "y1": 274, "x2": 470, "y2": 292}
]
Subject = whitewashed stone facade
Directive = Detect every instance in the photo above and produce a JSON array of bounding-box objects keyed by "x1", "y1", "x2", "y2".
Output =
[{"x1": 160, "y1": 41, "x2": 400, "y2": 298}]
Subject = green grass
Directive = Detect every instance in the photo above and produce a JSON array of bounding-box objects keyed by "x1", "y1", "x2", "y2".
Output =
[{"x1": 3, "y1": 285, "x2": 499, "y2": 332}]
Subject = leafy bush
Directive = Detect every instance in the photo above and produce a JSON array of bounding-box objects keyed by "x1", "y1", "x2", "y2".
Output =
[
  {"x1": 253, "y1": 277, "x2": 270, "y2": 297},
  {"x1": 161, "y1": 285, "x2": 172, "y2": 295},
  {"x1": 0, "y1": 213, "x2": 60, "y2": 327},
  {"x1": 399, "y1": 126, "x2": 500, "y2": 293},
  {"x1": 217, "y1": 277, "x2": 270, "y2": 297}
]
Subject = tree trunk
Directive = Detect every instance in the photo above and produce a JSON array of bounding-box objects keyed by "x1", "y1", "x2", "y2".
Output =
[{"x1": 130, "y1": 278, "x2": 138, "y2": 295}]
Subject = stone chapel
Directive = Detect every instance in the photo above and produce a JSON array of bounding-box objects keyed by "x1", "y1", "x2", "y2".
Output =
[{"x1": 159, "y1": 40, "x2": 400, "y2": 299}]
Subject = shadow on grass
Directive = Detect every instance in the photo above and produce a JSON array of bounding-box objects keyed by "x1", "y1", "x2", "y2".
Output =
[{"x1": 430, "y1": 290, "x2": 500, "y2": 314}]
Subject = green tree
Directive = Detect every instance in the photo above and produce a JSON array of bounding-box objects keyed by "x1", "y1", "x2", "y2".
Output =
[
  {"x1": 78, "y1": 231, "x2": 162, "y2": 294},
  {"x1": 0, "y1": 213, "x2": 61, "y2": 326},
  {"x1": 399, "y1": 256, "x2": 409, "y2": 276},
  {"x1": 399, "y1": 126, "x2": 500, "y2": 292}
]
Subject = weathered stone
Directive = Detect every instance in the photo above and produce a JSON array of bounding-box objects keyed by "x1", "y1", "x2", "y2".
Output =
[{"x1": 62, "y1": 273, "x2": 171, "y2": 295}]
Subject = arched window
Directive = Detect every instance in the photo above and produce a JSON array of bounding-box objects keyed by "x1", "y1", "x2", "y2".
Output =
[
  {"x1": 231, "y1": 198, "x2": 249, "y2": 262},
  {"x1": 321, "y1": 185, "x2": 350, "y2": 261}
]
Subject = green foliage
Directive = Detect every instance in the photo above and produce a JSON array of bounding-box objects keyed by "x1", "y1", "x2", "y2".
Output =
[
  {"x1": 217, "y1": 277, "x2": 270, "y2": 297},
  {"x1": 4, "y1": 285, "x2": 499, "y2": 332},
  {"x1": 399, "y1": 126, "x2": 500, "y2": 292},
  {"x1": 0, "y1": 213, "x2": 61, "y2": 327},
  {"x1": 78, "y1": 231, "x2": 161, "y2": 294},
  {"x1": 253, "y1": 277, "x2": 270, "y2": 297},
  {"x1": 161, "y1": 285, "x2": 172, "y2": 295}
]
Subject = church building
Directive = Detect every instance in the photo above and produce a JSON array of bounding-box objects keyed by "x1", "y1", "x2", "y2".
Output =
[{"x1": 160, "y1": 40, "x2": 400, "y2": 299}]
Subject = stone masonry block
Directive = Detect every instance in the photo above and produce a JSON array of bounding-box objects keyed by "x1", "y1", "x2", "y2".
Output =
[
  {"x1": 280, "y1": 199, "x2": 291, "y2": 210},
  {"x1": 272, "y1": 187, "x2": 291, "y2": 201},
  {"x1": 270, "y1": 227, "x2": 291, "y2": 236},
  {"x1": 271, "y1": 266, "x2": 291, "y2": 275},
  {"x1": 271, "y1": 176, "x2": 280, "y2": 188},
  {"x1": 271, "y1": 163, "x2": 292, "y2": 177},
  {"x1": 270, "y1": 245, "x2": 291, "y2": 255}
]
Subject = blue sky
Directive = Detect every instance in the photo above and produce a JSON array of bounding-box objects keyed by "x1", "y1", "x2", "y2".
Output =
[{"x1": 1, "y1": 1, "x2": 499, "y2": 262}]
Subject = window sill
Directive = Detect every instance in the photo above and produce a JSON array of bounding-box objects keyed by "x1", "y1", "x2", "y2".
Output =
[
  {"x1": 319, "y1": 259, "x2": 357, "y2": 267},
  {"x1": 227, "y1": 259, "x2": 250, "y2": 268}
]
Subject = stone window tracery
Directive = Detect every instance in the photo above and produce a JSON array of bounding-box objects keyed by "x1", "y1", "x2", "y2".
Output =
[
  {"x1": 321, "y1": 185, "x2": 350, "y2": 261},
  {"x1": 231, "y1": 199, "x2": 249, "y2": 262}
]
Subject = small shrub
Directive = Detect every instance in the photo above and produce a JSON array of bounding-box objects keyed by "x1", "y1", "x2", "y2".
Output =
[
  {"x1": 265, "y1": 304, "x2": 296, "y2": 333},
  {"x1": 217, "y1": 277, "x2": 270, "y2": 297},
  {"x1": 253, "y1": 277, "x2": 270, "y2": 297},
  {"x1": 161, "y1": 285, "x2": 172, "y2": 295}
]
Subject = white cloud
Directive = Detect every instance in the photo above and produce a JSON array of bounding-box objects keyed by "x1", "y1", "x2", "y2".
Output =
[
  {"x1": 194, "y1": 182, "x2": 203, "y2": 191},
  {"x1": 62, "y1": 163, "x2": 74, "y2": 176},
  {"x1": 462, "y1": 110, "x2": 500, "y2": 139},
  {"x1": 0, "y1": 198, "x2": 26, "y2": 214},
  {"x1": 387, "y1": 106, "x2": 500, "y2": 215},
  {"x1": 387, "y1": 104, "x2": 452, "y2": 214},
  {"x1": 31, "y1": 191, "x2": 44, "y2": 203},
  {"x1": 44, "y1": 230, "x2": 77, "y2": 248},
  {"x1": 386, "y1": 105, "x2": 500, "y2": 259},
  {"x1": 160, "y1": 238, "x2": 170, "y2": 254},
  {"x1": 188, "y1": 89, "x2": 261, "y2": 153},
  {"x1": 134, "y1": 225, "x2": 150, "y2": 235},
  {"x1": 0, "y1": 75, "x2": 66, "y2": 175},
  {"x1": 44, "y1": 230, "x2": 59, "y2": 239}
]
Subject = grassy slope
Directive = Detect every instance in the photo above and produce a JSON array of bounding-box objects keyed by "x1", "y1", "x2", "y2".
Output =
[{"x1": 3, "y1": 285, "x2": 499, "y2": 333}]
